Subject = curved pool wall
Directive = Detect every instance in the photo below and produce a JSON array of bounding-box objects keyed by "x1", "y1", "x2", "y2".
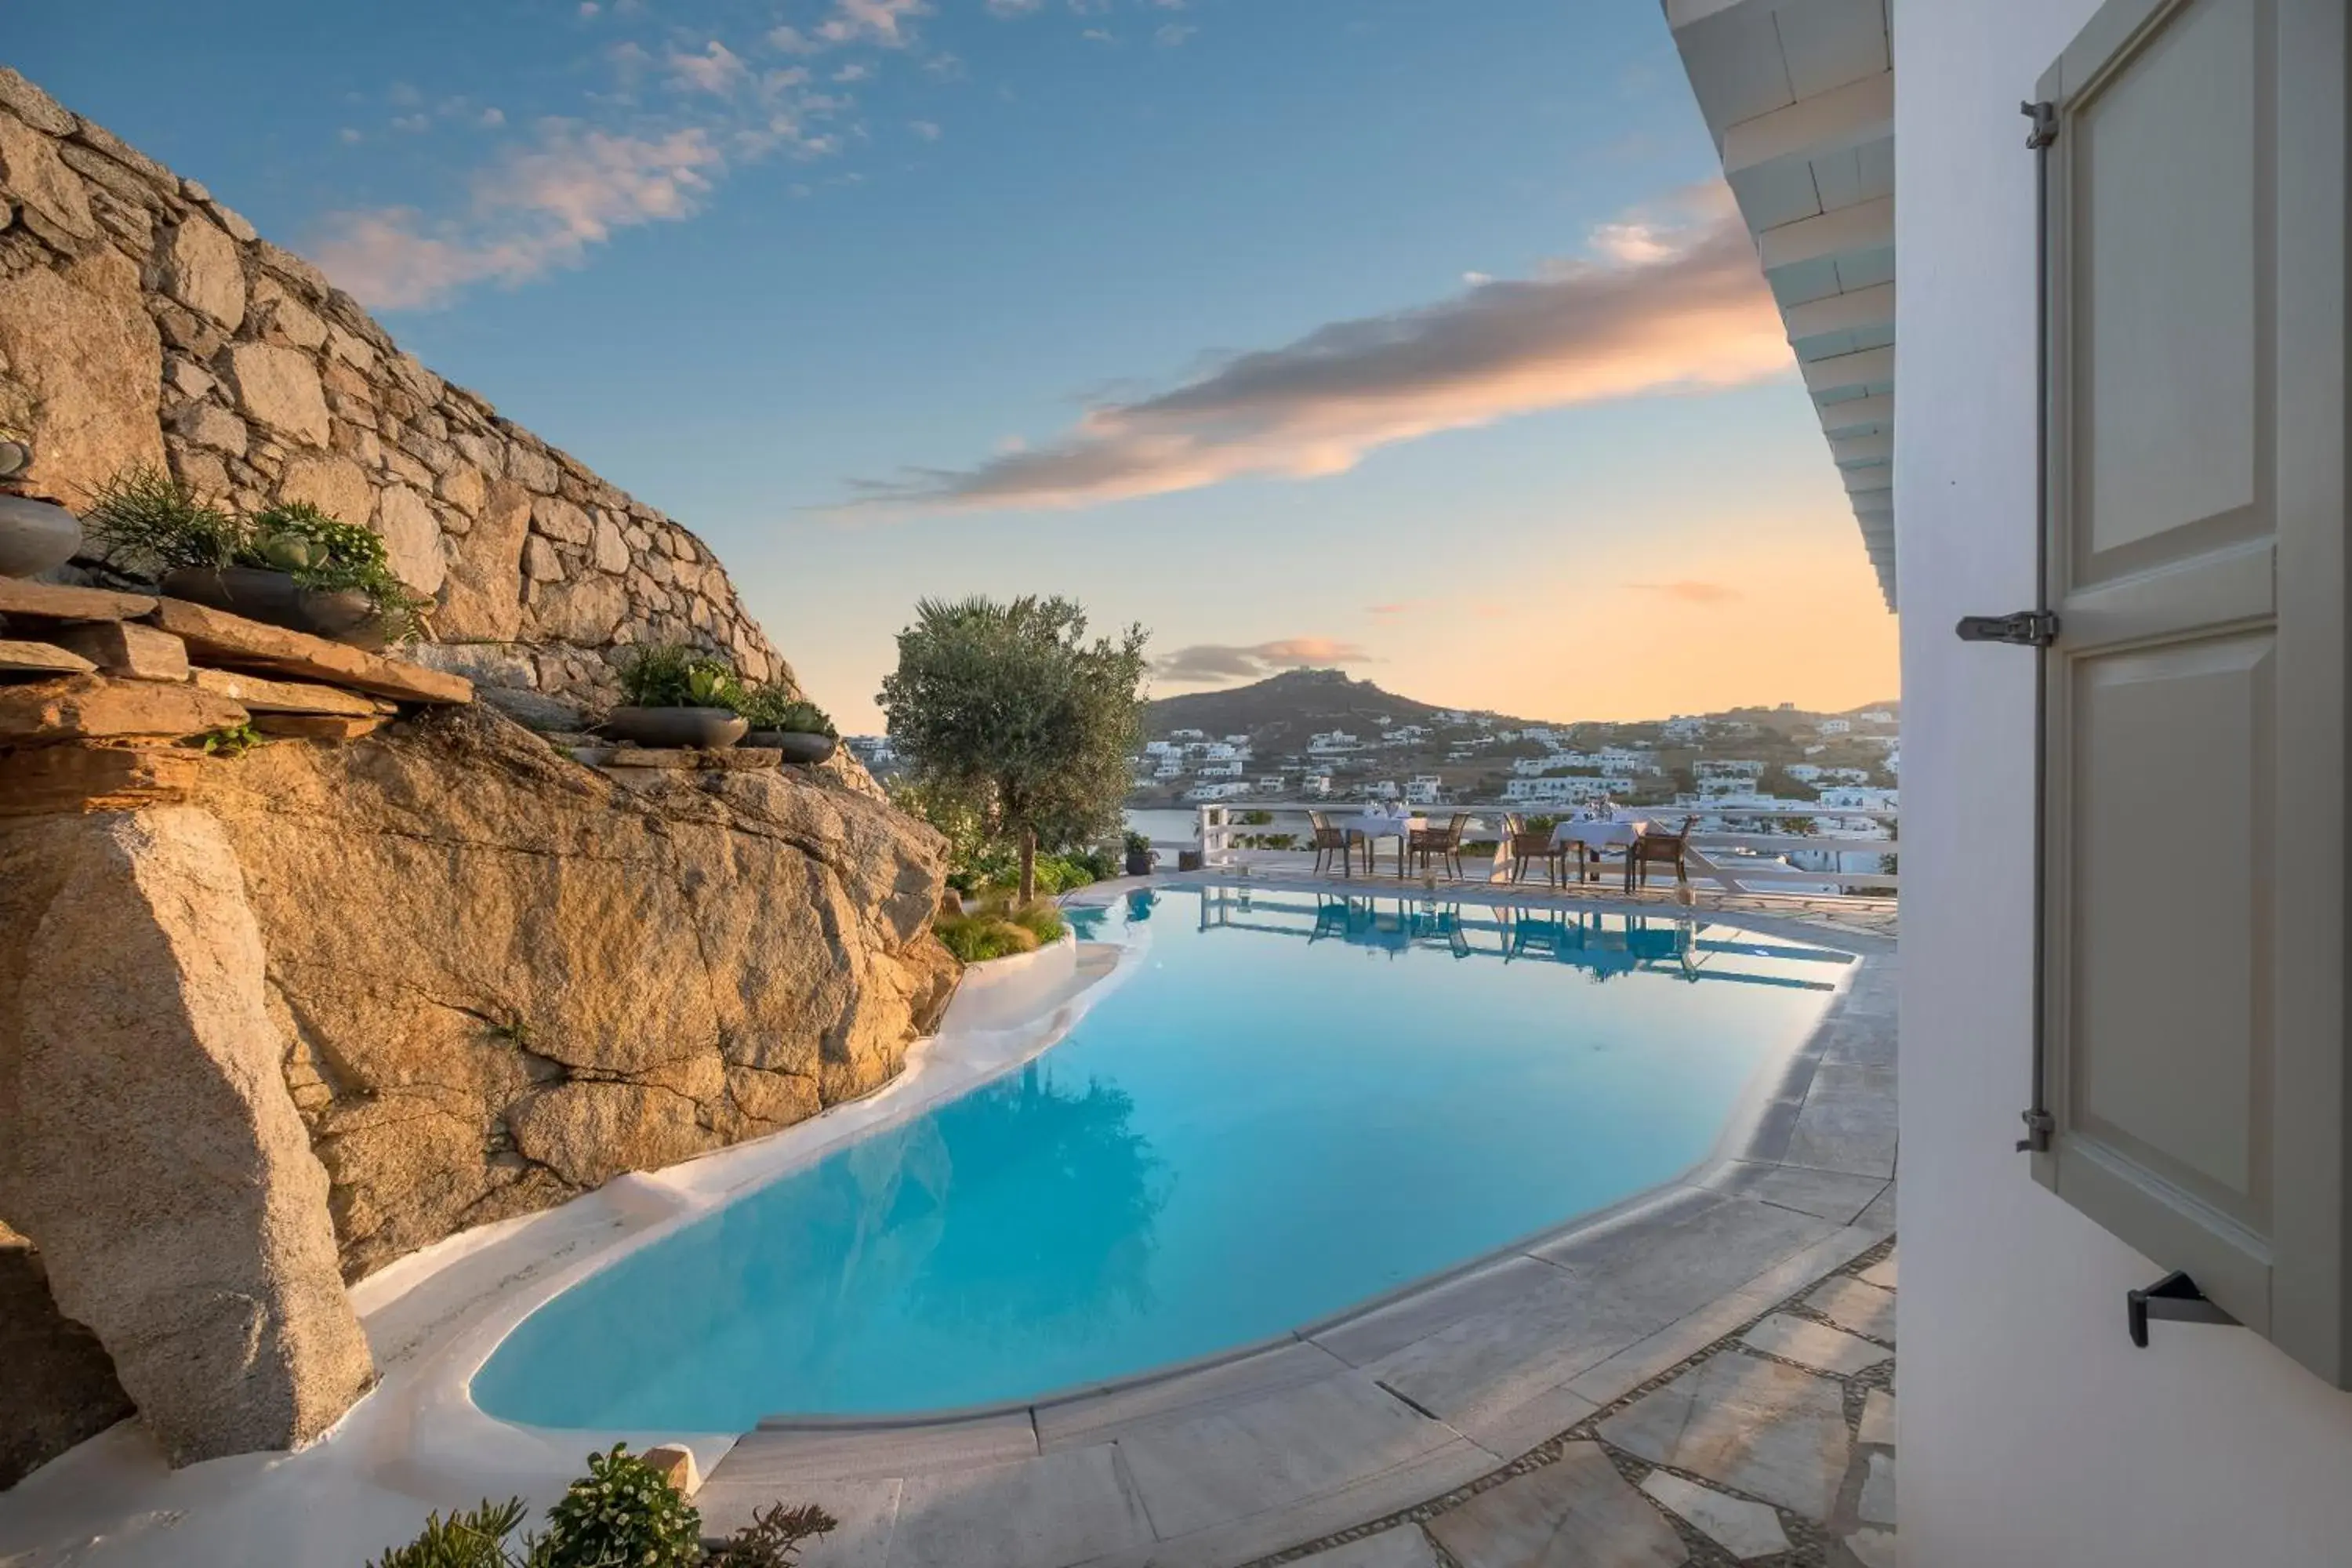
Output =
[{"x1": 471, "y1": 887, "x2": 1856, "y2": 1432}]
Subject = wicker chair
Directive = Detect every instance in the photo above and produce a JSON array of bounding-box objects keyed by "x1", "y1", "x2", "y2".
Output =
[
  {"x1": 1506, "y1": 815, "x2": 1567, "y2": 887},
  {"x1": 1308, "y1": 810, "x2": 1354, "y2": 877},
  {"x1": 1410, "y1": 811, "x2": 1472, "y2": 880},
  {"x1": 1625, "y1": 815, "x2": 1699, "y2": 891}
]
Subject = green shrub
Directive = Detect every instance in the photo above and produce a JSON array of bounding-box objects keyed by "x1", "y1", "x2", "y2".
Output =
[
  {"x1": 84, "y1": 465, "x2": 241, "y2": 571},
  {"x1": 935, "y1": 909, "x2": 1042, "y2": 963},
  {"x1": 1122, "y1": 829, "x2": 1152, "y2": 855},
  {"x1": 365, "y1": 1499, "x2": 529, "y2": 1568},
  {"x1": 707, "y1": 1503, "x2": 838, "y2": 1568},
  {"x1": 1010, "y1": 901, "x2": 1067, "y2": 944},
  {"x1": 619, "y1": 644, "x2": 740, "y2": 709},
  {"x1": 246, "y1": 500, "x2": 434, "y2": 643},
  {"x1": 537, "y1": 1445, "x2": 702, "y2": 1568},
  {"x1": 735, "y1": 684, "x2": 837, "y2": 736},
  {"x1": 83, "y1": 470, "x2": 432, "y2": 642}
]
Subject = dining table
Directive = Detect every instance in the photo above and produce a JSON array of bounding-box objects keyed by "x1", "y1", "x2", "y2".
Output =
[
  {"x1": 1338, "y1": 811, "x2": 1425, "y2": 878},
  {"x1": 1550, "y1": 812, "x2": 1652, "y2": 883}
]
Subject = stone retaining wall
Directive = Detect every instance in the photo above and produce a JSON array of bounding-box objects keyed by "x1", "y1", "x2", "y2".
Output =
[{"x1": 0, "y1": 67, "x2": 786, "y2": 724}]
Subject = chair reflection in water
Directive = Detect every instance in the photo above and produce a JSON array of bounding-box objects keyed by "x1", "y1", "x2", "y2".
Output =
[
  {"x1": 1309, "y1": 895, "x2": 1403, "y2": 955},
  {"x1": 1500, "y1": 908, "x2": 1697, "y2": 980}
]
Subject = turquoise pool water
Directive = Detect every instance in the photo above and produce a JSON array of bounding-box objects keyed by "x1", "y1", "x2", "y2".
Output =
[{"x1": 472, "y1": 887, "x2": 1851, "y2": 1429}]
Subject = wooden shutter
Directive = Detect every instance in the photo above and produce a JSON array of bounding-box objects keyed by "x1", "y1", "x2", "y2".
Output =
[{"x1": 2034, "y1": 0, "x2": 2348, "y2": 1381}]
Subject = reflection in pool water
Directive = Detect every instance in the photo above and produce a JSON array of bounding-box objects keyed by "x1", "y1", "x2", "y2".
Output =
[{"x1": 472, "y1": 887, "x2": 1851, "y2": 1428}]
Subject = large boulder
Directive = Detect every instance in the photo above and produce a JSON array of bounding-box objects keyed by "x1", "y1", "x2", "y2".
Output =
[
  {"x1": 0, "y1": 807, "x2": 375, "y2": 1466},
  {"x1": 193, "y1": 705, "x2": 957, "y2": 1279}
]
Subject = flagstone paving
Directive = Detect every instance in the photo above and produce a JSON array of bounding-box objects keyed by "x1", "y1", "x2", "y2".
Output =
[{"x1": 1279, "y1": 1239, "x2": 1902, "y2": 1568}]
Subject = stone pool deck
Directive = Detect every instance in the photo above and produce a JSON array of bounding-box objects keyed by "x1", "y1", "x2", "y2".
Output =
[{"x1": 695, "y1": 889, "x2": 1899, "y2": 1568}]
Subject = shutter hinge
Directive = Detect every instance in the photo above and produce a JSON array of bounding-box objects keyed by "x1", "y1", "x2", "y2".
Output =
[
  {"x1": 2022, "y1": 100, "x2": 2058, "y2": 149},
  {"x1": 2016, "y1": 1107, "x2": 2054, "y2": 1152},
  {"x1": 1956, "y1": 610, "x2": 2060, "y2": 646}
]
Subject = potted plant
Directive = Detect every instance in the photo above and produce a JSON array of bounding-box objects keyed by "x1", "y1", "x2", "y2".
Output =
[
  {"x1": 84, "y1": 468, "x2": 431, "y2": 645},
  {"x1": 737, "y1": 684, "x2": 839, "y2": 764},
  {"x1": 604, "y1": 642, "x2": 749, "y2": 749},
  {"x1": 0, "y1": 433, "x2": 83, "y2": 579},
  {"x1": 1123, "y1": 829, "x2": 1154, "y2": 877}
]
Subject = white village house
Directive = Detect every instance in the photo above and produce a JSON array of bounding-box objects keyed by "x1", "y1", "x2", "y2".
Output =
[{"x1": 1668, "y1": 0, "x2": 2352, "y2": 1562}]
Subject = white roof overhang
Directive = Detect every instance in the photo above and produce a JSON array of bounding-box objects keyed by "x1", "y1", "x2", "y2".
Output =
[{"x1": 1664, "y1": 0, "x2": 1897, "y2": 608}]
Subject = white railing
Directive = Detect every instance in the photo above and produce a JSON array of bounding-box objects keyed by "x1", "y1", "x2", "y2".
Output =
[{"x1": 1186, "y1": 802, "x2": 1899, "y2": 896}]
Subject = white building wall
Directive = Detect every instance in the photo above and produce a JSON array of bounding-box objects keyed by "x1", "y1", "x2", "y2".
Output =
[{"x1": 1897, "y1": 4, "x2": 2352, "y2": 1564}]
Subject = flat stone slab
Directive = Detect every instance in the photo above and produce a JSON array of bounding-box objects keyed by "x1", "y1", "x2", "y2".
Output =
[
  {"x1": 1857, "y1": 1451, "x2": 1896, "y2": 1526},
  {"x1": 1845, "y1": 1526, "x2": 1899, "y2": 1567},
  {"x1": 1600, "y1": 1352, "x2": 1852, "y2": 1519},
  {"x1": 0, "y1": 637, "x2": 96, "y2": 675},
  {"x1": 1639, "y1": 1471, "x2": 1791, "y2": 1560},
  {"x1": 1740, "y1": 1314, "x2": 1891, "y2": 1376},
  {"x1": 1859, "y1": 1250, "x2": 1896, "y2": 1290},
  {"x1": 0, "y1": 672, "x2": 246, "y2": 742},
  {"x1": 1805, "y1": 1276, "x2": 1896, "y2": 1342},
  {"x1": 698, "y1": 1475, "x2": 903, "y2": 1568},
  {"x1": 1702, "y1": 1162, "x2": 1889, "y2": 1225},
  {"x1": 1425, "y1": 1443, "x2": 1686, "y2": 1568},
  {"x1": 887, "y1": 1446, "x2": 1152, "y2": 1568},
  {"x1": 1296, "y1": 1527, "x2": 1446, "y2": 1568},
  {"x1": 1112, "y1": 1372, "x2": 1458, "y2": 1540},
  {"x1": 1858, "y1": 1389, "x2": 1896, "y2": 1448},
  {"x1": 191, "y1": 666, "x2": 390, "y2": 717},
  {"x1": 0, "y1": 576, "x2": 157, "y2": 622},
  {"x1": 147, "y1": 597, "x2": 470, "y2": 704}
]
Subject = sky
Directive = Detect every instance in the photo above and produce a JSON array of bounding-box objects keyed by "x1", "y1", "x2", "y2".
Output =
[{"x1": 13, "y1": 0, "x2": 1897, "y2": 732}]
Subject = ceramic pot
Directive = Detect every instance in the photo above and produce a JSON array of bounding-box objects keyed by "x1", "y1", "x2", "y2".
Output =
[
  {"x1": 0, "y1": 492, "x2": 83, "y2": 579},
  {"x1": 1125, "y1": 849, "x2": 1153, "y2": 877},
  {"x1": 746, "y1": 730, "x2": 837, "y2": 764},
  {"x1": 161, "y1": 566, "x2": 380, "y2": 644},
  {"x1": 604, "y1": 706, "x2": 748, "y2": 749}
]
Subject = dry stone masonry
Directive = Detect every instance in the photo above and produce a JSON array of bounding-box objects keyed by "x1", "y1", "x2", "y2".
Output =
[{"x1": 0, "y1": 66, "x2": 789, "y2": 730}]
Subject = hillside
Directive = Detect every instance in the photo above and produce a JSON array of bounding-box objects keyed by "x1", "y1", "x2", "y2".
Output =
[
  {"x1": 1143, "y1": 668, "x2": 1895, "y2": 746},
  {"x1": 1141, "y1": 670, "x2": 1530, "y2": 747}
]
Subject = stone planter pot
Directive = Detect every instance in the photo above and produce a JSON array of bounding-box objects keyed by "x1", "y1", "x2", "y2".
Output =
[
  {"x1": 0, "y1": 492, "x2": 83, "y2": 579},
  {"x1": 746, "y1": 731, "x2": 837, "y2": 765},
  {"x1": 161, "y1": 566, "x2": 381, "y2": 644},
  {"x1": 1125, "y1": 849, "x2": 1153, "y2": 877},
  {"x1": 1177, "y1": 849, "x2": 1205, "y2": 873},
  {"x1": 604, "y1": 706, "x2": 748, "y2": 749}
]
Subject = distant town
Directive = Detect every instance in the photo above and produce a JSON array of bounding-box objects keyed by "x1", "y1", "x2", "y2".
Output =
[{"x1": 847, "y1": 666, "x2": 1899, "y2": 819}]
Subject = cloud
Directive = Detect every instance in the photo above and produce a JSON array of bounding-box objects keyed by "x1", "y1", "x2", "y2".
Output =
[
  {"x1": 1154, "y1": 637, "x2": 1377, "y2": 684},
  {"x1": 669, "y1": 41, "x2": 753, "y2": 96},
  {"x1": 840, "y1": 185, "x2": 1790, "y2": 514},
  {"x1": 478, "y1": 106, "x2": 507, "y2": 128},
  {"x1": 1081, "y1": 28, "x2": 1116, "y2": 43},
  {"x1": 1628, "y1": 579, "x2": 1741, "y2": 604},
  {"x1": 909, "y1": 118, "x2": 942, "y2": 141},
  {"x1": 1367, "y1": 601, "x2": 1429, "y2": 619},
  {"x1": 986, "y1": 0, "x2": 1045, "y2": 13},
  {"x1": 818, "y1": 0, "x2": 931, "y2": 49},
  {"x1": 311, "y1": 123, "x2": 729, "y2": 309},
  {"x1": 1155, "y1": 23, "x2": 1196, "y2": 45},
  {"x1": 311, "y1": 24, "x2": 869, "y2": 311}
]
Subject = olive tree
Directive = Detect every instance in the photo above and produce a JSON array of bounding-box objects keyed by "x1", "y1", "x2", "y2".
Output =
[{"x1": 879, "y1": 595, "x2": 1149, "y2": 904}]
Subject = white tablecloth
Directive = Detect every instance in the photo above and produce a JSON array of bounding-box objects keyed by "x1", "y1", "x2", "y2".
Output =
[
  {"x1": 1552, "y1": 817, "x2": 1650, "y2": 852},
  {"x1": 1340, "y1": 813, "x2": 1425, "y2": 840}
]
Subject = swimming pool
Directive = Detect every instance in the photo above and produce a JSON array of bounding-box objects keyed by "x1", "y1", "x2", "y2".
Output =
[{"x1": 471, "y1": 887, "x2": 1852, "y2": 1430}]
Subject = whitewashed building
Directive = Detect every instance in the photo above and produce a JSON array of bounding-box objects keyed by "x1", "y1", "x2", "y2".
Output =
[{"x1": 1668, "y1": 0, "x2": 2352, "y2": 1562}]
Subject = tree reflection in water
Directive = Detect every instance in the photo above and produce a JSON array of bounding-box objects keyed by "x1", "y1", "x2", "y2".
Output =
[{"x1": 904, "y1": 1060, "x2": 1167, "y2": 1344}]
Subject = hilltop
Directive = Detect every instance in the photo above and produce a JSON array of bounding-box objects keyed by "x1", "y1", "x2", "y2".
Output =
[
  {"x1": 1142, "y1": 668, "x2": 1894, "y2": 746},
  {"x1": 1143, "y1": 670, "x2": 1530, "y2": 746}
]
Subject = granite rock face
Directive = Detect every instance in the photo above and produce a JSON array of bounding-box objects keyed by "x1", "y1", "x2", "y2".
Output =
[
  {"x1": 0, "y1": 807, "x2": 375, "y2": 1466},
  {"x1": 192, "y1": 706, "x2": 959, "y2": 1281}
]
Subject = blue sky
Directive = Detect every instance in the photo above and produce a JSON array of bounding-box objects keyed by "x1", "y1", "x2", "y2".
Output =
[{"x1": 13, "y1": 0, "x2": 1896, "y2": 730}]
